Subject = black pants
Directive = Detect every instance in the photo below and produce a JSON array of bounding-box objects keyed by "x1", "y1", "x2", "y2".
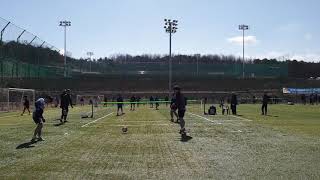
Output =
[
  {"x1": 231, "y1": 105, "x2": 237, "y2": 115},
  {"x1": 262, "y1": 103, "x2": 268, "y2": 115},
  {"x1": 60, "y1": 107, "x2": 69, "y2": 121}
]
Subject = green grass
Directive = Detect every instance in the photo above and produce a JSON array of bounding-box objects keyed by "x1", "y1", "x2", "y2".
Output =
[{"x1": 0, "y1": 104, "x2": 320, "y2": 179}]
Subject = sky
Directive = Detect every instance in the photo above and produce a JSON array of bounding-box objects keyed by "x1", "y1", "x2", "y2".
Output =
[{"x1": 1, "y1": 0, "x2": 320, "y2": 61}]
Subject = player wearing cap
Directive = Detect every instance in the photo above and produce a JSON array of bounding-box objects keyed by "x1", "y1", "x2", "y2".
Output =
[
  {"x1": 31, "y1": 98, "x2": 46, "y2": 142},
  {"x1": 60, "y1": 89, "x2": 73, "y2": 123}
]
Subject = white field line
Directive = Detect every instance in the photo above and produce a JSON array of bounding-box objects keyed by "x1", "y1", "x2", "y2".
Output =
[
  {"x1": 81, "y1": 112, "x2": 114, "y2": 127},
  {"x1": 230, "y1": 115, "x2": 253, "y2": 122},
  {"x1": 0, "y1": 114, "x2": 19, "y2": 119},
  {"x1": 85, "y1": 124, "x2": 170, "y2": 127},
  {"x1": 187, "y1": 112, "x2": 222, "y2": 125}
]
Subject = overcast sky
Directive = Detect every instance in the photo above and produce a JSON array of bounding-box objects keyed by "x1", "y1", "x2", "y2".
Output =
[{"x1": 2, "y1": 0, "x2": 320, "y2": 61}]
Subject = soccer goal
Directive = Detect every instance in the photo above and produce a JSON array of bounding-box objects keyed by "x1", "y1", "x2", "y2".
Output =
[
  {"x1": 76, "y1": 94, "x2": 104, "y2": 107},
  {"x1": 0, "y1": 88, "x2": 35, "y2": 112}
]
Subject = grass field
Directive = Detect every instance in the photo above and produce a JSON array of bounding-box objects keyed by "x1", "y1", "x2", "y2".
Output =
[{"x1": 0, "y1": 103, "x2": 320, "y2": 179}]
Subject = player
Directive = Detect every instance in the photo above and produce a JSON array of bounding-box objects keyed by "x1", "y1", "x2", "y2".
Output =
[
  {"x1": 149, "y1": 96, "x2": 154, "y2": 108},
  {"x1": 155, "y1": 96, "x2": 159, "y2": 110},
  {"x1": 136, "y1": 96, "x2": 141, "y2": 108},
  {"x1": 172, "y1": 85, "x2": 188, "y2": 137},
  {"x1": 164, "y1": 96, "x2": 169, "y2": 107},
  {"x1": 60, "y1": 89, "x2": 73, "y2": 123},
  {"x1": 80, "y1": 97, "x2": 85, "y2": 106},
  {"x1": 261, "y1": 92, "x2": 270, "y2": 115},
  {"x1": 130, "y1": 95, "x2": 136, "y2": 111},
  {"x1": 117, "y1": 94, "x2": 124, "y2": 116},
  {"x1": 230, "y1": 93, "x2": 238, "y2": 115},
  {"x1": 170, "y1": 95, "x2": 178, "y2": 122},
  {"x1": 21, "y1": 96, "x2": 31, "y2": 116},
  {"x1": 31, "y1": 98, "x2": 46, "y2": 142}
]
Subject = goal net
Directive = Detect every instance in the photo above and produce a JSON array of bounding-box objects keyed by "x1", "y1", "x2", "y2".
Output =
[
  {"x1": 76, "y1": 95, "x2": 104, "y2": 107},
  {"x1": 0, "y1": 88, "x2": 35, "y2": 112}
]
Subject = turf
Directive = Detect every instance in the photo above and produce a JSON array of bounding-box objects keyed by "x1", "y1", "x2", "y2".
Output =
[{"x1": 0, "y1": 104, "x2": 320, "y2": 179}]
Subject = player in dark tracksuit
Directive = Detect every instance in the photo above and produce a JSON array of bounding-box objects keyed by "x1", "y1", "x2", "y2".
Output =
[
  {"x1": 117, "y1": 94, "x2": 124, "y2": 116},
  {"x1": 21, "y1": 96, "x2": 31, "y2": 116},
  {"x1": 31, "y1": 98, "x2": 46, "y2": 142},
  {"x1": 261, "y1": 93, "x2": 270, "y2": 115},
  {"x1": 172, "y1": 86, "x2": 187, "y2": 135},
  {"x1": 130, "y1": 95, "x2": 136, "y2": 111},
  {"x1": 60, "y1": 89, "x2": 73, "y2": 123},
  {"x1": 230, "y1": 93, "x2": 238, "y2": 115}
]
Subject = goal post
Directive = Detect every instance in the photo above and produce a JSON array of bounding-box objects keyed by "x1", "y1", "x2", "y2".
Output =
[{"x1": 0, "y1": 88, "x2": 35, "y2": 112}]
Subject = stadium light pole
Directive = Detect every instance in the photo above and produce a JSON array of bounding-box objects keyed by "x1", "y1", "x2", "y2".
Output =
[
  {"x1": 87, "y1": 52, "x2": 94, "y2": 72},
  {"x1": 239, "y1": 24, "x2": 249, "y2": 79},
  {"x1": 59, "y1": 20, "x2": 71, "y2": 77},
  {"x1": 164, "y1": 19, "x2": 178, "y2": 97}
]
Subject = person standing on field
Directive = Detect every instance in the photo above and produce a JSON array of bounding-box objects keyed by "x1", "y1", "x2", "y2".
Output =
[
  {"x1": 60, "y1": 89, "x2": 73, "y2": 123},
  {"x1": 261, "y1": 93, "x2": 270, "y2": 115},
  {"x1": 21, "y1": 96, "x2": 31, "y2": 116},
  {"x1": 172, "y1": 86, "x2": 187, "y2": 135},
  {"x1": 31, "y1": 98, "x2": 46, "y2": 142},
  {"x1": 230, "y1": 93, "x2": 238, "y2": 115}
]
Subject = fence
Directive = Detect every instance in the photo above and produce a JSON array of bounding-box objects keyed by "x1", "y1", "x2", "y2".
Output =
[
  {"x1": 0, "y1": 17, "x2": 68, "y2": 79},
  {"x1": 84, "y1": 62, "x2": 288, "y2": 78}
]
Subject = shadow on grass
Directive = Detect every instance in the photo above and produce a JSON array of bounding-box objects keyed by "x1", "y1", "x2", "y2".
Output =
[
  {"x1": 181, "y1": 135, "x2": 193, "y2": 142},
  {"x1": 54, "y1": 122, "x2": 65, "y2": 126},
  {"x1": 16, "y1": 141, "x2": 37, "y2": 149}
]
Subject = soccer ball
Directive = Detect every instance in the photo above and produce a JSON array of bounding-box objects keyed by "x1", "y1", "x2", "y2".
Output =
[{"x1": 122, "y1": 126, "x2": 128, "y2": 134}]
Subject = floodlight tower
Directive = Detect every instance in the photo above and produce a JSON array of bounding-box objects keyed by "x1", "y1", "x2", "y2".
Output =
[
  {"x1": 164, "y1": 19, "x2": 178, "y2": 97},
  {"x1": 87, "y1": 52, "x2": 94, "y2": 72},
  {"x1": 239, "y1": 24, "x2": 249, "y2": 79},
  {"x1": 59, "y1": 20, "x2": 71, "y2": 77}
]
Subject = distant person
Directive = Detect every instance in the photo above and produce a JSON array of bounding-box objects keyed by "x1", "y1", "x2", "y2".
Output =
[
  {"x1": 103, "y1": 97, "x2": 108, "y2": 107},
  {"x1": 136, "y1": 96, "x2": 141, "y2": 108},
  {"x1": 230, "y1": 93, "x2": 238, "y2": 115},
  {"x1": 261, "y1": 93, "x2": 270, "y2": 115},
  {"x1": 155, "y1": 97, "x2": 160, "y2": 110},
  {"x1": 164, "y1": 96, "x2": 169, "y2": 107},
  {"x1": 80, "y1": 97, "x2": 85, "y2": 106},
  {"x1": 60, "y1": 89, "x2": 73, "y2": 123},
  {"x1": 310, "y1": 94, "x2": 314, "y2": 105},
  {"x1": 149, "y1": 96, "x2": 154, "y2": 108},
  {"x1": 117, "y1": 94, "x2": 124, "y2": 116},
  {"x1": 252, "y1": 95, "x2": 256, "y2": 104},
  {"x1": 21, "y1": 96, "x2": 31, "y2": 116},
  {"x1": 31, "y1": 98, "x2": 46, "y2": 142},
  {"x1": 130, "y1": 95, "x2": 136, "y2": 111},
  {"x1": 301, "y1": 94, "x2": 306, "y2": 105}
]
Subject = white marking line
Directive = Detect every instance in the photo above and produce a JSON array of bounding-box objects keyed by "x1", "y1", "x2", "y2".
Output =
[
  {"x1": 81, "y1": 112, "x2": 114, "y2": 127},
  {"x1": 231, "y1": 115, "x2": 253, "y2": 122},
  {"x1": 187, "y1": 112, "x2": 222, "y2": 125},
  {"x1": 0, "y1": 114, "x2": 19, "y2": 119},
  {"x1": 86, "y1": 124, "x2": 170, "y2": 127}
]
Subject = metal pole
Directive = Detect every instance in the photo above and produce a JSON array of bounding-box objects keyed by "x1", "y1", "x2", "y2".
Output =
[
  {"x1": 169, "y1": 24, "x2": 172, "y2": 97},
  {"x1": 17, "y1": 30, "x2": 26, "y2": 43},
  {"x1": 1, "y1": 22, "x2": 10, "y2": 42},
  {"x1": 64, "y1": 25, "x2": 67, "y2": 77},
  {"x1": 28, "y1": 36, "x2": 37, "y2": 46},
  {"x1": 242, "y1": 29, "x2": 245, "y2": 79}
]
